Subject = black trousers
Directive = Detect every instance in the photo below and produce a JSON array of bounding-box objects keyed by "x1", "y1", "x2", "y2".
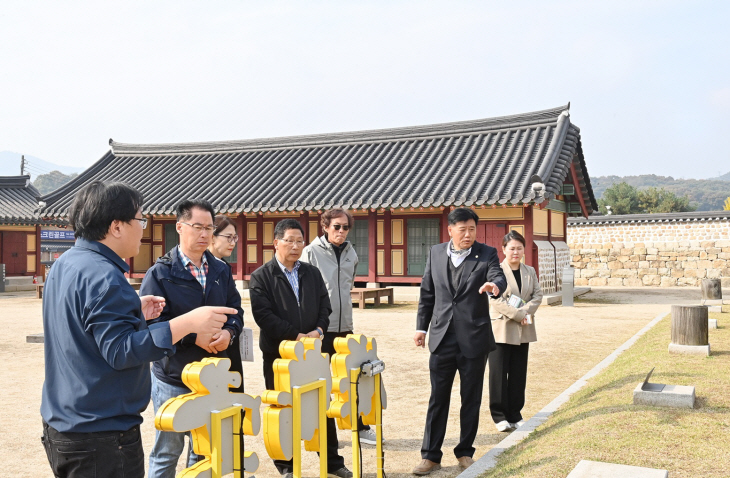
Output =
[
  {"x1": 421, "y1": 330, "x2": 488, "y2": 463},
  {"x1": 228, "y1": 335, "x2": 244, "y2": 393},
  {"x1": 263, "y1": 352, "x2": 345, "y2": 474},
  {"x1": 488, "y1": 342, "x2": 530, "y2": 424},
  {"x1": 41, "y1": 421, "x2": 144, "y2": 478},
  {"x1": 321, "y1": 331, "x2": 370, "y2": 432}
]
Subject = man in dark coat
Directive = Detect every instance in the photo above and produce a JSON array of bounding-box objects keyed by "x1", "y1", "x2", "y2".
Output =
[
  {"x1": 412, "y1": 208, "x2": 507, "y2": 475},
  {"x1": 250, "y1": 218, "x2": 352, "y2": 478}
]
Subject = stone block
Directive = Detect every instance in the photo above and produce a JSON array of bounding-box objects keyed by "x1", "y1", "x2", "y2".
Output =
[
  {"x1": 607, "y1": 278, "x2": 624, "y2": 286},
  {"x1": 588, "y1": 277, "x2": 608, "y2": 286},
  {"x1": 26, "y1": 333, "x2": 44, "y2": 344},
  {"x1": 613, "y1": 269, "x2": 637, "y2": 278},
  {"x1": 668, "y1": 343, "x2": 710, "y2": 356},
  {"x1": 641, "y1": 275, "x2": 661, "y2": 286},
  {"x1": 660, "y1": 277, "x2": 677, "y2": 287},
  {"x1": 707, "y1": 305, "x2": 722, "y2": 313},
  {"x1": 574, "y1": 278, "x2": 589, "y2": 286},
  {"x1": 678, "y1": 277, "x2": 699, "y2": 286},
  {"x1": 624, "y1": 278, "x2": 643, "y2": 287},
  {"x1": 709, "y1": 318, "x2": 718, "y2": 329},
  {"x1": 684, "y1": 269, "x2": 706, "y2": 278},
  {"x1": 634, "y1": 382, "x2": 695, "y2": 409},
  {"x1": 567, "y1": 460, "x2": 668, "y2": 478}
]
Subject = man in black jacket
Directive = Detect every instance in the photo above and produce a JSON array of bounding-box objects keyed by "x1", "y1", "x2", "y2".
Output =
[
  {"x1": 412, "y1": 208, "x2": 507, "y2": 475},
  {"x1": 141, "y1": 199, "x2": 244, "y2": 478},
  {"x1": 250, "y1": 218, "x2": 352, "y2": 478}
]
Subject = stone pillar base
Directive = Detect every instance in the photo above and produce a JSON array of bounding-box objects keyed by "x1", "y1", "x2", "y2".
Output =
[{"x1": 668, "y1": 343, "x2": 710, "y2": 356}]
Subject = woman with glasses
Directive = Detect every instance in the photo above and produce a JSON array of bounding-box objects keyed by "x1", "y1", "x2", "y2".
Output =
[{"x1": 208, "y1": 215, "x2": 244, "y2": 393}]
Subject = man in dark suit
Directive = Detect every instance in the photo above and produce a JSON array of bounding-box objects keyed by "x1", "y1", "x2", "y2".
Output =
[
  {"x1": 412, "y1": 208, "x2": 507, "y2": 475},
  {"x1": 249, "y1": 218, "x2": 352, "y2": 478}
]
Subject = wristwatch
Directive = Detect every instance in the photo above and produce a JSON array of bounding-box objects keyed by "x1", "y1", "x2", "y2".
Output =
[
  {"x1": 228, "y1": 331, "x2": 236, "y2": 347},
  {"x1": 317, "y1": 327, "x2": 324, "y2": 339}
]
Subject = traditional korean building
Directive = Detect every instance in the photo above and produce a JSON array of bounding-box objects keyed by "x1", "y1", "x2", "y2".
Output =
[
  {"x1": 40, "y1": 104, "x2": 597, "y2": 292},
  {"x1": 0, "y1": 176, "x2": 42, "y2": 277}
]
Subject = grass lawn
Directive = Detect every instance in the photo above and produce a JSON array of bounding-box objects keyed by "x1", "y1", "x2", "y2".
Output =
[{"x1": 482, "y1": 305, "x2": 730, "y2": 478}]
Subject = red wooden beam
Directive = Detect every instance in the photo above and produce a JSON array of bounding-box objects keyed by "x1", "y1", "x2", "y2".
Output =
[{"x1": 569, "y1": 162, "x2": 590, "y2": 218}]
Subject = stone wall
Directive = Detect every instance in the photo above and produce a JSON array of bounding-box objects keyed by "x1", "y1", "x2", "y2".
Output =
[{"x1": 567, "y1": 216, "x2": 730, "y2": 287}]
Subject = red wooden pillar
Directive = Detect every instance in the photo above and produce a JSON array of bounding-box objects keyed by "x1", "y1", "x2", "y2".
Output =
[
  {"x1": 367, "y1": 210, "x2": 377, "y2": 283},
  {"x1": 383, "y1": 210, "x2": 392, "y2": 276},
  {"x1": 441, "y1": 208, "x2": 450, "y2": 243},
  {"x1": 524, "y1": 205, "x2": 535, "y2": 269},
  {"x1": 35, "y1": 226, "x2": 43, "y2": 280},
  {"x1": 257, "y1": 214, "x2": 264, "y2": 265},
  {"x1": 235, "y1": 215, "x2": 245, "y2": 280}
]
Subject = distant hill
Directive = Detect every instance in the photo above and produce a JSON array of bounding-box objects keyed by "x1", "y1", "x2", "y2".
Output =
[
  {"x1": 592, "y1": 173, "x2": 730, "y2": 211},
  {"x1": 0, "y1": 151, "x2": 84, "y2": 178}
]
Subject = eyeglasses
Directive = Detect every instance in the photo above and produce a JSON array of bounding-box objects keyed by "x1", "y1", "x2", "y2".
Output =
[
  {"x1": 130, "y1": 218, "x2": 148, "y2": 229},
  {"x1": 179, "y1": 222, "x2": 215, "y2": 234},
  {"x1": 279, "y1": 238, "x2": 306, "y2": 247},
  {"x1": 215, "y1": 234, "x2": 239, "y2": 244},
  {"x1": 332, "y1": 224, "x2": 350, "y2": 231}
]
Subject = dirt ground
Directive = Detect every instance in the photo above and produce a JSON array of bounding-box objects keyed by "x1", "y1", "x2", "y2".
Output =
[{"x1": 0, "y1": 287, "x2": 702, "y2": 478}]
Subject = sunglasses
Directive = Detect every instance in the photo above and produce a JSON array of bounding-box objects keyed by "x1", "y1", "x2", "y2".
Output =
[{"x1": 332, "y1": 224, "x2": 350, "y2": 231}]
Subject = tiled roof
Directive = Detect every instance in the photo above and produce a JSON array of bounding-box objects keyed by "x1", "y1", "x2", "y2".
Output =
[
  {"x1": 0, "y1": 176, "x2": 42, "y2": 225},
  {"x1": 41, "y1": 104, "x2": 596, "y2": 218},
  {"x1": 568, "y1": 211, "x2": 730, "y2": 225}
]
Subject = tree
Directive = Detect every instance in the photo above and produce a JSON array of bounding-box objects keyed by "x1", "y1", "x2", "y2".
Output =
[
  {"x1": 598, "y1": 182, "x2": 696, "y2": 215},
  {"x1": 597, "y1": 182, "x2": 641, "y2": 215},
  {"x1": 33, "y1": 170, "x2": 78, "y2": 195},
  {"x1": 638, "y1": 187, "x2": 696, "y2": 213}
]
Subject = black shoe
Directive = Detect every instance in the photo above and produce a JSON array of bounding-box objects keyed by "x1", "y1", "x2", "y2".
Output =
[{"x1": 328, "y1": 466, "x2": 353, "y2": 478}]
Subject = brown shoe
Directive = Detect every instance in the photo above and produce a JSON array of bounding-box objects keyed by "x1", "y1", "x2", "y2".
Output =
[
  {"x1": 413, "y1": 459, "x2": 441, "y2": 475},
  {"x1": 457, "y1": 456, "x2": 474, "y2": 469}
]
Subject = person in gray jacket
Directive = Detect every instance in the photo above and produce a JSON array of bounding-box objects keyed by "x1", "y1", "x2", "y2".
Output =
[{"x1": 301, "y1": 207, "x2": 378, "y2": 445}]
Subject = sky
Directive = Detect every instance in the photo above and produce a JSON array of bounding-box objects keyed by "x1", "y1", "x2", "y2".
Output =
[{"x1": 1, "y1": 1, "x2": 728, "y2": 179}]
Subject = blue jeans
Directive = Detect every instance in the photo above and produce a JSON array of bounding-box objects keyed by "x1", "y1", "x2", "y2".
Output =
[{"x1": 148, "y1": 375, "x2": 201, "y2": 478}]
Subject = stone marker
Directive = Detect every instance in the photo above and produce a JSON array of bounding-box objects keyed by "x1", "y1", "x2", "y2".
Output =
[
  {"x1": 669, "y1": 305, "x2": 710, "y2": 356},
  {"x1": 633, "y1": 368, "x2": 695, "y2": 409},
  {"x1": 26, "y1": 333, "x2": 44, "y2": 344},
  {"x1": 567, "y1": 460, "x2": 668, "y2": 478},
  {"x1": 701, "y1": 278, "x2": 722, "y2": 304},
  {"x1": 709, "y1": 318, "x2": 718, "y2": 329},
  {"x1": 562, "y1": 266, "x2": 574, "y2": 307},
  {"x1": 707, "y1": 305, "x2": 723, "y2": 313}
]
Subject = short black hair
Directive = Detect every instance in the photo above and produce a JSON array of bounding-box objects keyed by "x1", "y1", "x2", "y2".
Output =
[
  {"x1": 68, "y1": 181, "x2": 143, "y2": 241},
  {"x1": 448, "y1": 207, "x2": 479, "y2": 226},
  {"x1": 175, "y1": 199, "x2": 215, "y2": 223},
  {"x1": 274, "y1": 218, "x2": 304, "y2": 239},
  {"x1": 502, "y1": 230, "x2": 526, "y2": 247}
]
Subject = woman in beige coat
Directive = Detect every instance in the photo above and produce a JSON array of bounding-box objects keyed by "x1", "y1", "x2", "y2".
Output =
[{"x1": 488, "y1": 230, "x2": 543, "y2": 432}]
